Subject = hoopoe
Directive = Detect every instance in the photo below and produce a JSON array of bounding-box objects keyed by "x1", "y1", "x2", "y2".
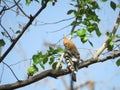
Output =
[{"x1": 63, "y1": 35, "x2": 82, "y2": 81}]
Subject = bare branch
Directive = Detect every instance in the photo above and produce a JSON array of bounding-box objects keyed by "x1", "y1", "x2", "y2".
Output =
[
  {"x1": 47, "y1": 24, "x2": 70, "y2": 33},
  {"x1": 13, "y1": 0, "x2": 30, "y2": 18},
  {"x1": 0, "y1": 52, "x2": 119, "y2": 90},
  {"x1": 0, "y1": 63, "x2": 4, "y2": 84},
  {"x1": 0, "y1": 6, "x2": 6, "y2": 15},
  {"x1": 2, "y1": 62, "x2": 19, "y2": 81},
  {"x1": 36, "y1": 17, "x2": 74, "y2": 25},
  {"x1": 1, "y1": 0, "x2": 20, "y2": 11},
  {"x1": 0, "y1": 24, "x2": 13, "y2": 41}
]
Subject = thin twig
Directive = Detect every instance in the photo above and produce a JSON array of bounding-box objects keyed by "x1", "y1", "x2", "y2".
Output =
[
  {"x1": 2, "y1": 62, "x2": 20, "y2": 81},
  {"x1": 0, "y1": 63, "x2": 4, "y2": 84},
  {"x1": 0, "y1": 0, "x2": 49, "y2": 63},
  {"x1": 47, "y1": 24, "x2": 70, "y2": 33},
  {"x1": 1, "y1": 0, "x2": 20, "y2": 11},
  {"x1": 35, "y1": 17, "x2": 74, "y2": 26},
  {"x1": 0, "y1": 24, "x2": 13, "y2": 41},
  {"x1": 9, "y1": 58, "x2": 32, "y2": 66},
  {"x1": 13, "y1": 0, "x2": 30, "y2": 18}
]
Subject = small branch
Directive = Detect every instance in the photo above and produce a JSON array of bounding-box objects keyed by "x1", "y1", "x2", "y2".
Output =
[
  {"x1": 36, "y1": 17, "x2": 74, "y2": 25},
  {"x1": 2, "y1": 62, "x2": 19, "y2": 81},
  {"x1": 1, "y1": 0, "x2": 20, "y2": 11},
  {"x1": 13, "y1": 0, "x2": 30, "y2": 18},
  {"x1": 0, "y1": 0, "x2": 49, "y2": 63},
  {"x1": 0, "y1": 63, "x2": 4, "y2": 84},
  {"x1": 0, "y1": 24, "x2": 13, "y2": 41},
  {"x1": 93, "y1": 11, "x2": 120, "y2": 59},
  {"x1": 0, "y1": 52, "x2": 119, "y2": 90},
  {"x1": 47, "y1": 24, "x2": 70, "y2": 33},
  {"x1": 56, "y1": 53, "x2": 64, "y2": 70},
  {"x1": 0, "y1": 6, "x2": 6, "y2": 15}
]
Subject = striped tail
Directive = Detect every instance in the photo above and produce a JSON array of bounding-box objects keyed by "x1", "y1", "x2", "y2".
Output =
[
  {"x1": 71, "y1": 71, "x2": 76, "y2": 82},
  {"x1": 64, "y1": 51, "x2": 77, "y2": 82}
]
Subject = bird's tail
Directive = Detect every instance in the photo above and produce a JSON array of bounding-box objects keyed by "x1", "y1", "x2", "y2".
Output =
[{"x1": 71, "y1": 71, "x2": 76, "y2": 82}]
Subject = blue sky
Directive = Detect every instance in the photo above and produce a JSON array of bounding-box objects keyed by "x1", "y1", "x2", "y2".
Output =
[{"x1": 0, "y1": 0, "x2": 120, "y2": 90}]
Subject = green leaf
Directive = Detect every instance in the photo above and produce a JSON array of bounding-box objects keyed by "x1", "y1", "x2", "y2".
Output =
[
  {"x1": 39, "y1": 63, "x2": 45, "y2": 69},
  {"x1": 54, "y1": 47, "x2": 64, "y2": 53},
  {"x1": 16, "y1": 30, "x2": 21, "y2": 34},
  {"x1": 1, "y1": 32, "x2": 5, "y2": 36},
  {"x1": 26, "y1": 0, "x2": 31, "y2": 5},
  {"x1": 32, "y1": 52, "x2": 43, "y2": 65},
  {"x1": 109, "y1": 40, "x2": 114, "y2": 46},
  {"x1": 95, "y1": 29, "x2": 101, "y2": 37},
  {"x1": 67, "y1": 10, "x2": 75, "y2": 15},
  {"x1": 27, "y1": 65, "x2": 38, "y2": 76},
  {"x1": 49, "y1": 47, "x2": 54, "y2": 53},
  {"x1": 91, "y1": 1, "x2": 100, "y2": 9},
  {"x1": 88, "y1": 40, "x2": 93, "y2": 47},
  {"x1": 49, "y1": 56, "x2": 55, "y2": 65},
  {"x1": 81, "y1": 37, "x2": 87, "y2": 43},
  {"x1": 110, "y1": 1, "x2": 116, "y2": 10},
  {"x1": 87, "y1": 25, "x2": 94, "y2": 33},
  {"x1": 76, "y1": 29, "x2": 86, "y2": 37},
  {"x1": 107, "y1": 40, "x2": 114, "y2": 51},
  {"x1": 32, "y1": 54, "x2": 40, "y2": 65},
  {"x1": 43, "y1": 55, "x2": 48, "y2": 64},
  {"x1": 0, "y1": 39, "x2": 5, "y2": 47},
  {"x1": 52, "y1": 62, "x2": 57, "y2": 69},
  {"x1": 116, "y1": 58, "x2": 120, "y2": 66}
]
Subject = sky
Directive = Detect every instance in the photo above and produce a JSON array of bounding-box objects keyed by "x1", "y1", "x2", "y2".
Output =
[{"x1": 0, "y1": 0, "x2": 120, "y2": 90}]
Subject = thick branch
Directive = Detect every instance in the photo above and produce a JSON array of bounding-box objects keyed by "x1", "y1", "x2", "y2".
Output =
[
  {"x1": 0, "y1": 52, "x2": 120, "y2": 90},
  {"x1": 0, "y1": 0, "x2": 49, "y2": 63}
]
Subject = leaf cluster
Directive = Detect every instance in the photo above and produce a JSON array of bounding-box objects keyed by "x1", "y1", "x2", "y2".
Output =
[
  {"x1": 27, "y1": 47, "x2": 64, "y2": 76},
  {"x1": 67, "y1": 0, "x2": 101, "y2": 46}
]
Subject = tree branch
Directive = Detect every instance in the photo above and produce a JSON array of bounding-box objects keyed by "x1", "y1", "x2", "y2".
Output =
[
  {"x1": 2, "y1": 62, "x2": 19, "y2": 81},
  {"x1": 0, "y1": 52, "x2": 120, "y2": 90},
  {"x1": 93, "y1": 11, "x2": 120, "y2": 59},
  {"x1": 0, "y1": 0, "x2": 49, "y2": 63},
  {"x1": 13, "y1": 0, "x2": 30, "y2": 18}
]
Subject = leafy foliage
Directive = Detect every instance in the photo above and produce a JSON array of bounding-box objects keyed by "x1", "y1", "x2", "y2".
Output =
[
  {"x1": 106, "y1": 32, "x2": 120, "y2": 51},
  {"x1": 27, "y1": 65, "x2": 38, "y2": 76},
  {"x1": 67, "y1": 0, "x2": 101, "y2": 45},
  {"x1": 27, "y1": 47, "x2": 64, "y2": 76},
  {"x1": 25, "y1": 0, "x2": 120, "y2": 77}
]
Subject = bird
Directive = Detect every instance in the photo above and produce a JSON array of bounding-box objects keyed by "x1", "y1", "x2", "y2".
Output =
[{"x1": 63, "y1": 35, "x2": 82, "y2": 82}]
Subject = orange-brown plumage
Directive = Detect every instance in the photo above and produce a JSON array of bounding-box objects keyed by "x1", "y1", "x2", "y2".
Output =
[{"x1": 63, "y1": 35, "x2": 79, "y2": 55}]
